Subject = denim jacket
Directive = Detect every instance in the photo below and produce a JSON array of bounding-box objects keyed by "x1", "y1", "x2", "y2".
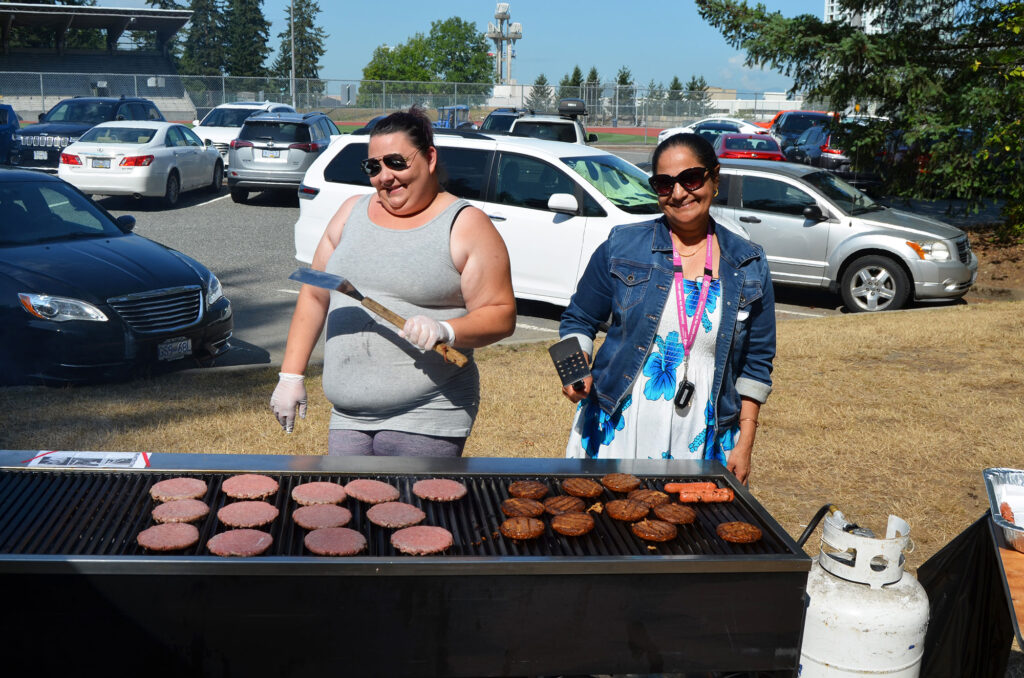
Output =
[{"x1": 560, "y1": 216, "x2": 776, "y2": 433}]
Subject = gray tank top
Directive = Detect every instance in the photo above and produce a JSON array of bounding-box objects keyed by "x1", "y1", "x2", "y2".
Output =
[{"x1": 322, "y1": 195, "x2": 479, "y2": 437}]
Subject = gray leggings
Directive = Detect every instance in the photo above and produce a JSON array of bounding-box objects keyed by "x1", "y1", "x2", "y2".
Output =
[{"x1": 327, "y1": 429, "x2": 466, "y2": 457}]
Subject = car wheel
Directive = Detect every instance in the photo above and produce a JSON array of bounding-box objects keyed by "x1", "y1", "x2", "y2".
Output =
[
  {"x1": 840, "y1": 255, "x2": 910, "y2": 312},
  {"x1": 163, "y1": 171, "x2": 180, "y2": 207},
  {"x1": 207, "y1": 161, "x2": 223, "y2": 193},
  {"x1": 230, "y1": 188, "x2": 248, "y2": 204}
]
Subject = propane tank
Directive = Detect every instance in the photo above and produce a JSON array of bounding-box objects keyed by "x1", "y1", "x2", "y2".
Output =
[{"x1": 799, "y1": 510, "x2": 929, "y2": 677}]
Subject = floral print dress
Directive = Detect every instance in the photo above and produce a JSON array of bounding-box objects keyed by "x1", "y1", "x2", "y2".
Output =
[{"x1": 566, "y1": 277, "x2": 739, "y2": 462}]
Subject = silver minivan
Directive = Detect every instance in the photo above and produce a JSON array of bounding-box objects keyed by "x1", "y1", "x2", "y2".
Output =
[{"x1": 712, "y1": 160, "x2": 978, "y2": 312}]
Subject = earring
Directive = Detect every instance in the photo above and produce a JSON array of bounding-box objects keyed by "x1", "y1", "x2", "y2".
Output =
[{"x1": 714, "y1": 188, "x2": 719, "y2": 197}]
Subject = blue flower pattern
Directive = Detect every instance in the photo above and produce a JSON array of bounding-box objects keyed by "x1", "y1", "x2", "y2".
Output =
[
  {"x1": 642, "y1": 331, "x2": 684, "y2": 401},
  {"x1": 684, "y1": 278, "x2": 721, "y2": 333},
  {"x1": 580, "y1": 395, "x2": 632, "y2": 458}
]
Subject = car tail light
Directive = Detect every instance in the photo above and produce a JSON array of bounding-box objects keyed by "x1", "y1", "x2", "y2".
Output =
[
  {"x1": 230, "y1": 139, "x2": 254, "y2": 149},
  {"x1": 59, "y1": 153, "x2": 82, "y2": 166},
  {"x1": 819, "y1": 145, "x2": 843, "y2": 155},
  {"x1": 298, "y1": 184, "x2": 320, "y2": 199},
  {"x1": 120, "y1": 155, "x2": 155, "y2": 167},
  {"x1": 288, "y1": 142, "x2": 322, "y2": 152}
]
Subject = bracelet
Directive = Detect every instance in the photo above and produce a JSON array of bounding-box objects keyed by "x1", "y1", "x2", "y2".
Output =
[{"x1": 739, "y1": 417, "x2": 759, "y2": 428}]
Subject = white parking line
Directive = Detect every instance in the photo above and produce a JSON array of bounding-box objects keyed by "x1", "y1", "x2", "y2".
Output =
[
  {"x1": 515, "y1": 322, "x2": 558, "y2": 332},
  {"x1": 777, "y1": 309, "x2": 826, "y2": 318},
  {"x1": 278, "y1": 289, "x2": 299, "y2": 295},
  {"x1": 193, "y1": 193, "x2": 232, "y2": 208}
]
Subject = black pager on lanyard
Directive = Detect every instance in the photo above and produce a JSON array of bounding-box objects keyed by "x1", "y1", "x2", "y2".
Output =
[{"x1": 674, "y1": 354, "x2": 695, "y2": 409}]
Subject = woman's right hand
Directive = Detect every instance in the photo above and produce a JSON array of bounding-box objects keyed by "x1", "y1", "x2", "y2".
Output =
[
  {"x1": 561, "y1": 375, "x2": 593, "y2": 404},
  {"x1": 270, "y1": 373, "x2": 307, "y2": 433}
]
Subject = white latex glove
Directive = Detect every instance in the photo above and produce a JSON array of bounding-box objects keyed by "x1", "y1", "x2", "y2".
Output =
[
  {"x1": 400, "y1": 316, "x2": 455, "y2": 350},
  {"x1": 270, "y1": 372, "x2": 306, "y2": 433}
]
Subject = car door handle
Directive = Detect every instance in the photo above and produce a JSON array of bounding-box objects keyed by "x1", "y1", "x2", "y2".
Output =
[
  {"x1": 739, "y1": 216, "x2": 761, "y2": 223},
  {"x1": 487, "y1": 214, "x2": 507, "y2": 222}
]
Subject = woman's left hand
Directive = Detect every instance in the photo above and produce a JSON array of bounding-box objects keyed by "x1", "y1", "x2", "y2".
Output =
[{"x1": 726, "y1": 439, "x2": 753, "y2": 485}]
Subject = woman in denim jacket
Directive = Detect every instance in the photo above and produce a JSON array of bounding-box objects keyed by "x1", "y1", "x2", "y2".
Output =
[{"x1": 560, "y1": 133, "x2": 775, "y2": 483}]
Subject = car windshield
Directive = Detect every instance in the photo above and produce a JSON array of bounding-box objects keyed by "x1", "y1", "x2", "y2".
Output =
[
  {"x1": 200, "y1": 108, "x2": 261, "y2": 127},
  {"x1": 800, "y1": 170, "x2": 881, "y2": 215},
  {"x1": 79, "y1": 127, "x2": 156, "y2": 144},
  {"x1": 238, "y1": 121, "x2": 310, "y2": 143},
  {"x1": 780, "y1": 114, "x2": 830, "y2": 134},
  {"x1": 481, "y1": 114, "x2": 516, "y2": 133},
  {"x1": 0, "y1": 180, "x2": 122, "y2": 246},
  {"x1": 45, "y1": 101, "x2": 118, "y2": 124},
  {"x1": 562, "y1": 155, "x2": 660, "y2": 215},
  {"x1": 512, "y1": 121, "x2": 576, "y2": 143}
]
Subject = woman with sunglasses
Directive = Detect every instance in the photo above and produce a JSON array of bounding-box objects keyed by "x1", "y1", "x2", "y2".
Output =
[
  {"x1": 559, "y1": 133, "x2": 776, "y2": 483},
  {"x1": 271, "y1": 107, "x2": 516, "y2": 456}
]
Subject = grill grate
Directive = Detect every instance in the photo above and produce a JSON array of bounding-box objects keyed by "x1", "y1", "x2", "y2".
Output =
[
  {"x1": 0, "y1": 470, "x2": 790, "y2": 558},
  {"x1": 107, "y1": 286, "x2": 201, "y2": 333}
]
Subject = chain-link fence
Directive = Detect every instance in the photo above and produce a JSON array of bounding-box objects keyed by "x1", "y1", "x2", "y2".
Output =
[{"x1": 0, "y1": 71, "x2": 820, "y2": 128}]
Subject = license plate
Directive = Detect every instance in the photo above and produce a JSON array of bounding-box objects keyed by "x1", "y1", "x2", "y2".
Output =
[
  {"x1": 157, "y1": 337, "x2": 192, "y2": 362},
  {"x1": 33, "y1": 151, "x2": 48, "y2": 160},
  {"x1": 91, "y1": 158, "x2": 111, "y2": 169},
  {"x1": 262, "y1": 149, "x2": 281, "y2": 159}
]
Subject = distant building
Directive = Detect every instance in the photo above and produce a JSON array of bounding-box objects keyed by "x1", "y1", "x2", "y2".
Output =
[{"x1": 824, "y1": 0, "x2": 949, "y2": 34}]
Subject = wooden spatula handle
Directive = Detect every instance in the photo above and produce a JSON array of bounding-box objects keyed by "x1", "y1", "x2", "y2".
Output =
[{"x1": 361, "y1": 298, "x2": 469, "y2": 367}]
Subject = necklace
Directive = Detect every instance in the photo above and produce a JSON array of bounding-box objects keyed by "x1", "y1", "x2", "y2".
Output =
[{"x1": 677, "y1": 247, "x2": 702, "y2": 257}]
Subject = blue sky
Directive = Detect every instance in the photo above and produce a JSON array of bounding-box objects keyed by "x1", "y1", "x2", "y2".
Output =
[{"x1": 108, "y1": 0, "x2": 825, "y2": 93}]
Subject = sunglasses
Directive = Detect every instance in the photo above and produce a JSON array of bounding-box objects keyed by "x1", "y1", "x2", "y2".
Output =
[
  {"x1": 360, "y1": 150, "x2": 419, "y2": 177},
  {"x1": 648, "y1": 166, "x2": 710, "y2": 196}
]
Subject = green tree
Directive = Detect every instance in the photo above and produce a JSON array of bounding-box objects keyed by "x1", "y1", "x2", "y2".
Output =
[
  {"x1": 527, "y1": 73, "x2": 553, "y2": 112},
  {"x1": 667, "y1": 75, "x2": 684, "y2": 101},
  {"x1": 558, "y1": 64, "x2": 584, "y2": 99},
  {"x1": 685, "y1": 75, "x2": 713, "y2": 116},
  {"x1": 179, "y1": 0, "x2": 227, "y2": 75},
  {"x1": 584, "y1": 66, "x2": 601, "y2": 113},
  {"x1": 272, "y1": 0, "x2": 328, "y2": 84},
  {"x1": 10, "y1": 0, "x2": 105, "y2": 49},
  {"x1": 646, "y1": 79, "x2": 664, "y2": 101},
  {"x1": 614, "y1": 65, "x2": 636, "y2": 125},
  {"x1": 224, "y1": 0, "x2": 271, "y2": 77},
  {"x1": 696, "y1": 0, "x2": 1024, "y2": 239},
  {"x1": 423, "y1": 17, "x2": 492, "y2": 83}
]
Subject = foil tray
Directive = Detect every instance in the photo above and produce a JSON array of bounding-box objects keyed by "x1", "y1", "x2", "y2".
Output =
[{"x1": 984, "y1": 467, "x2": 1024, "y2": 553}]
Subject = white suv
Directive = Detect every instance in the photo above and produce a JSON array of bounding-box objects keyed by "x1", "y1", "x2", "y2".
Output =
[
  {"x1": 192, "y1": 101, "x2": 296, "y2": 166},
  {"x1": 508, "y1": 98, "x2": 598, "y2": 145},
  {"x1": 293, "y1": 130, "x2": 658, "y2": 306}
]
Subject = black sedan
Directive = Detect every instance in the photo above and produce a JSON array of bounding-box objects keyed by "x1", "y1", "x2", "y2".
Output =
[{"x1": 0, "y1": 168, "x2": 232, "y2": 385}]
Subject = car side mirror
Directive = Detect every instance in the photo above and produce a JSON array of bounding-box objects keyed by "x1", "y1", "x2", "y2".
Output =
[
  {"x1": 587, "y1": 133, "x2": 598, "y2": 143},
  {"x1": 803, "y1": 205, "x2": 827, "y2": 222},
  {"x1": 38, "y1": 113, "x2": 46, "y2": 122},
  {"x1": 548, "y1": 193, "x2": 579, "y2": 215},
  {"x1": 115, "y1": 214, "x2": 136, "y2": 232},
  {"x1": 192, "y1": 119, "x2": 201, "y2": 127},
  {"x1": 204, "y1": 138, "x2": 213, "y2": 147}
]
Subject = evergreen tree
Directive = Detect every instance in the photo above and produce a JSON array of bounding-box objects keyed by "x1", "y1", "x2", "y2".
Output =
[
  {"x1": 272, "y1": 0, "x2": 327, "y2": 80},
  {"x1": 685, "y1": 75, "x2": 712, "y2": 116},
  {"x1": 558, "y1": 64, "x2": 584, "y2": 99},
  {"x1": 179, "y1": 0, "x2": 227, "y2": 75},
  {"x1": 615, "y1": 65, "x2": 636, "y2": 125},
  {"x1": 526, "y1": 73, "x2": 553, "y2": 112},
  {"x1": 584, "y1": 66, "x2": 601, "y2": 113},
  {"x1": 667, "y1": 75, "x2": 684, "y2": 101},
  {"x1": 224, "y1": 0, "x2": 271, "y2": 77}
]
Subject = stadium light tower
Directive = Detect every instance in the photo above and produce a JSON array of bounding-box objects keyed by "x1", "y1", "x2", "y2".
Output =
[
  {"x1": 485, "y1": 3, "x2": 522, "y2": 85},
  {"x1": 290, "y1": 0, "x2": 296, "y2": 108}
]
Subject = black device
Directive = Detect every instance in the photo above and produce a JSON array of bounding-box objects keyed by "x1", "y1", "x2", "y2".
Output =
[
  {"x1": 674, "y1": 380, "x2": 695, "y2": 409},
  {"x1": 548, "y1": 336, "x2": 590, "y2": 391}
]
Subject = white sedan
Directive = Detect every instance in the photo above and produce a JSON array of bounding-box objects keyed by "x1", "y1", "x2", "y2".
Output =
[
  {"x1": 58, "y1": 121, "x2": 223, "y2": 206},
  {"x1": 658, "y1": 117, "x2": 767, "y2": 145}
]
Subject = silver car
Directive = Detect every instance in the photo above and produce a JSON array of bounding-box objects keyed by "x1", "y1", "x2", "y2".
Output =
[{"x1": 712, "y1": 160, "x2": 978, "y2": 312}]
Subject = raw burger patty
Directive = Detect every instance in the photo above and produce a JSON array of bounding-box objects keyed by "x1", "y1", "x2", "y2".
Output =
[
  {"x1": 217, "y1": 501, "x2": 279, "y2": 528},
  {"x1": 551, "y1": 512, "x2": 595, "y2": 537},
  {"x1": 501, "y1": 497, "x2": 545, "y2": 518},
  {"x1": 716, "y1": 521, "x2": 763, "y2": 544},
  {"x1": 150, "y1": 477, "x2": 207, "y2": 502},
  {"x1": 137, "y1": 523, "x2": 199, "y2": 551},
  {"x1": 221, "y1": 474, "x2": 279, "y2": 500},
  {"x1": 412, "y1": 478, "x2": 467, "y2": 501},
  {"x1": 630, "y1": 519, "x2": 678, "y2": 542},
  {"x1": 293, "y1": 504, "x2": 352, "y2": 530},
  {"x1": 291, "y1": 481, "x2": 347, "y2": 506},
  {"x1": 627, "y1": 489, "x2": 670, "y2": 507},
  {"x1": 152, "y1": 498, "x2": 209, "y2": 524},
  {"x1": 208, "y1": 529, "x2": 273, "y2": 557},
  {"x1": 508, "y1": 480, "x2": 549, "y2": 500},
  {"x1": 305, "y1": 527, "x2": 367, "y2": 556},
  {"x1": 543, "y1": 495, "x2": 585, "y2": 515},
  {"x1": 499, "y1": 517, "x2": 545, "y2": 540},
  {"x1": 606, "y1": 499, "x2": 650, "y2": 522},
  {"x1": 367, "y1": 501, "x2": 426, "y2": 528},
  {"x1": 653, "y1": 503, "x2": 697, "y2": 525},
  {"x1": 601, "y1": 473, "x2": 642, "y2": 493},
  {"x1": 391, "y1": 525, "x2": 454, "y2": 555},
  {"x1": 562, "y1": 477, "x2": 603, "y2": 498},
  {"x1": 344, "y1": 478, "x2": 400, "y2": 504}
]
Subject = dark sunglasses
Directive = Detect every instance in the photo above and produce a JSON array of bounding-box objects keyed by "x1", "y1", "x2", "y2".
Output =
[
  {"x1": 360, "y1": 151, "x2": 418, "y2": 177},
  {"x1": 648, "y1": 166, "x2": 710, "y2": 196}
]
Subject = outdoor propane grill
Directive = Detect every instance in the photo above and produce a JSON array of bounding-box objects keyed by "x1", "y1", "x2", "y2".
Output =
[{"x1": 0, "y1": 450, "x2": 810, "y2": 677}]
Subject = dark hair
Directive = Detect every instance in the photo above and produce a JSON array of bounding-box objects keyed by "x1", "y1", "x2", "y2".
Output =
[
  {"x1": 652, "y1": 132, "x2": 720, "y2": 177},
  {"x1": 370, "y1": 106, "x2": 435, "y2": 155}
]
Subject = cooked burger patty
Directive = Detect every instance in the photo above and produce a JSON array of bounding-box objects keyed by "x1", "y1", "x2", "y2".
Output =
[
  {"x1": 551, "y1": 512, "x2": 595, "y2": 537},
  {"x1": 304, "y1": 527, "x2": 367, "y2": 556},
  {"x1": 652, "y1": 503, "x2": 697, "y2": 525},
  {"x1": 151, "y1": 498, "x2": 209, "y2": 524},
  {"x1": 601, "y1": 473, "x2": 642, "y2": 493},
  {"x1": 292, "y1": 504, "x2": 352, "y2": 530},
  {"x1": 606, "y1": 499, "x2": 650, "y2": 522},
  {"x1": 217, "y1": 501, "x2": 279, "y2": 528},
  {"x1": 367, "y1": 501, "x2": 426, "y2": 528},
  {"x1": 630, "y1": 519, "x2": 678, "y2": 542},
  {"x1": 508, "y1": 480, "x2": 549, "y2": 500},
  {"x1": 716, "y1": 521, "x2": 763, "y2": 544},
  {"x1": 150, "y1": 477, "x2": 207, "y2": 502},
  {"x1": 391, "y1": 525, "x2": 454, "y2": 555},
  {"x1": 501, "y1": 497, "x2": 545, "y2": 518},
  {"x1": 207, "y1": 529, "x2": 273, "y2": 557},
  {"x1": 499, "y1": 517, "x2": 545, "y2": 540},
  {"x1": 562, "y1": 477, "x2": 603, "y2": 498},
  {"x1": 627, "y1": 489, "x2": 670, "y2": 507},
  {"x1": 344, "y1": 478, "x2": 400, "y2": 504},
  {"x1": 412, "y1": 478, "x2": 467, "y2": 501},
  {"x1": 137, "y1": 522, "x2": 199, "y2": 551},
  {"x1": 291, "y1": 481, "x2": 347, "y2": 506},
  {"x1": 221, "y1": 474, "x2": 279, "y2": 500},
  {"x1": 543, "y1": 495, "x2": 585, "y2": 515}
]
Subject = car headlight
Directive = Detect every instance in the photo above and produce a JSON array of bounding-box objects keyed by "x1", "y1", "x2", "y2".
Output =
[
  {"x1": 18, "y1": 293, "x2": 108, "y2": 322},
  {"x1": 12, "y1": 133, "x2": 22, "y2": 144},
  {"x1": 906, "y1": 240, "x2": 951, "y2": 261},
  {"x1": 206, "y1": 273, "x2": 224, "y2": 306}
]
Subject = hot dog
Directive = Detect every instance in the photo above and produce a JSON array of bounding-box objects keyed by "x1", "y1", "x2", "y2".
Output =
[
  {"x1": 664, "y1": 482, "x2": 717, "y2": 494},
  {"x1": 1001, "y1": 501, "x2": 1016, "y2": 525},
  {"x1": 678, "y1": 488, "x2": 735, "y2": 503}
]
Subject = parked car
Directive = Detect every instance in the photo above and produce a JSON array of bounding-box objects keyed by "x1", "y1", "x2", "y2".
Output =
[
  {"x1": 226, "y1": 110, "x2": 340, "y2": 203},
  {"x1": 711, "y1": 160, "x2": 977, "y2": 312},
  {"x1": 350, "y1": 115, "x2": 388, "y2": 135},
  {"x1": 8, "y1": 96, "x2": 165, "y2": 172},
  {"x1": 434, "y1": 104, "x2": 475, "y2": 129},
  {"x1": 293, "y1": 129, "x2": 660, "y2": 306},
  {"x1": 0, "y1": 168, "x2": 232, "y2": 385},
  {"x1": 58, "y1": 121, "x2": 223, "y2": 206},
  {"x1": 508, "y1": 98, "x2": 597, "y2": 145},
  {"x1": 191, "y1": 100, "x2": 295, "y2": 167},
  {"x1": 713, "y1": 133, "x2": 786, "y2": 161},
  {"x1": 769, "y1": 110, "x2": 833, "y2": 150},
  {"x1": 0, "y1": 104, "x2": 21, "y2": 165},
  {"x1": 659, "y1": 117, "x2": 766, "y2": 144},
  {"x1": 784, "y1": 123, "x2": 844, "y2": 168},
  {"x1": 480, "y1": 107, "x2": 527, "y2": 134}
]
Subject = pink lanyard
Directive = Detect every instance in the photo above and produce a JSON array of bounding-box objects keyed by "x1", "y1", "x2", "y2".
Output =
[{"x1": 672, "y1": 226, "x2": 714, "y2": 357}]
